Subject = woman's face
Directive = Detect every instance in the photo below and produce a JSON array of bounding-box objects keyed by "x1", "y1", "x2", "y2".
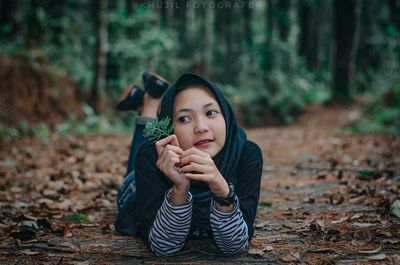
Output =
[{"x1": 173, "y1": 85, "x2": 226, "y2": 158}]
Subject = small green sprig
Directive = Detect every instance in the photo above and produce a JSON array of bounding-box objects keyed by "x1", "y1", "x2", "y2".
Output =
[{"x1": 143, "y1": 117, "x2": 174, "y2": 142}]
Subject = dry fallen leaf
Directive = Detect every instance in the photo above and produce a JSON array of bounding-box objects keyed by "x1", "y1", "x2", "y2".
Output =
[
  {"x1": 263, "y1": 245, "x2": 274, "y2": 251},
  {"x1": 63, "y1": 222, "x2": 73, "y2": 238},
  {"x1": 281, "y1": 252, "x2": 301, "y2": 262},
  {"x1": 367, "y1": 254, "x2": 386, "y2": 260},
  {"x1": 358, "y1": 246, "x2": 381, "y2": 254},
  {"x1": 248, "y1": 247, "x2": 264, "y2": 257}
]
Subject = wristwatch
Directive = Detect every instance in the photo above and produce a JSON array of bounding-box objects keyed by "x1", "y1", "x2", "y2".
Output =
[{"x1": 213, "y1": 183, "x2": 235, "y2": 206}]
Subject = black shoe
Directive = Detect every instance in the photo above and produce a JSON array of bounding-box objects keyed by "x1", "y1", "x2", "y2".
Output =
[
  {"x1": 116, "y1": 84, "x2": 144, "y2": 111},
  {"x1": 142, "y1": 72, "x2": 169, "y2": 98}
]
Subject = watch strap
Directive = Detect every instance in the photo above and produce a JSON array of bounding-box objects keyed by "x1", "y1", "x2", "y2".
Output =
[{"x1": 213, "y1": 183, "x2": 235, "y2": 206}]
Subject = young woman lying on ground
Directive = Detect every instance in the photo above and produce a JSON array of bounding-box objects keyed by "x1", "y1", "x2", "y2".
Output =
[{"x1": 115, "y1": 72, "x2": 263, "y2": 256}]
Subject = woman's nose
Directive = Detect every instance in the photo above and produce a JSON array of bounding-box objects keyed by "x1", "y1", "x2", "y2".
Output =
[{"x1": 194, "y1": 117, "x2": 209, "y2": 133}]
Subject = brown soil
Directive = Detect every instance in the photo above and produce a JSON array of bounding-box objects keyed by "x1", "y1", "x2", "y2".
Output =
[
  {"x1": 0, "y1": 55, "x2": 84, "y2": 127},
  {"x1": 0, "y1": 105, "x2": 399, "y2": 264}
]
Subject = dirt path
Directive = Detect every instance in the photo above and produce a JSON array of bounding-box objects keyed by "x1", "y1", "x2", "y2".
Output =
[{"x1": 1, "y1": 105, "x2": 399, "y2": 264}]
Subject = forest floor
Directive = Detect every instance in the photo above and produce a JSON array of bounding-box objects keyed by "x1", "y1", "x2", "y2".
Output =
[{"x1": 0, "y1": 105, "x2": 399, "y2": 264}]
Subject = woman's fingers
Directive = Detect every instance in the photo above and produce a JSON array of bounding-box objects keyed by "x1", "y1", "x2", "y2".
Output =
[
  {"x1": 180, "y1": 154, "x2": 210, "y2": 168},
  {"x1": 180, "y1": 161, "x2": 211, "y2": 174},
  {"x1": 155, "y1": 134, "x2": 180, "y2": 156},
  {"x1": 169, "y1": 135, "x2": 180, "y2": 147},
  {"x1": 165, "y1": 144, "x2": 184, "y2": 156},
  {"x1": 182, "y1": 147, "x2": 209, "y2": 158},
  {"x1": 184, "y1": 172, "x2": 209, "y2": 182}
]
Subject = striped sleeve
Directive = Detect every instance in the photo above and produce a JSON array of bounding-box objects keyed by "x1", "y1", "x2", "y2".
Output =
[
  {"x1": 149, "y1": 188, "x2": 192, "y2": 256},
  {"x1": 210, "y1": 196, "x2": 249, "y2": 255}
]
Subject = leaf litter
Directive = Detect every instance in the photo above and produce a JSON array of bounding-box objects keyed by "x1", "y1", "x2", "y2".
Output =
[{"x1": 0, "y1": 105, "x2": 399, "y2": 264}]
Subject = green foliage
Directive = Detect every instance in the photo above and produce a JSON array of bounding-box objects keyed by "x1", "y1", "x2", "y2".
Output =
[
  {"x1": 220, "y1": 40, "x2": 330, "y2": 127},
  {"x1": 0, "y1": 104, "x2": 135, "y2": 139},
  {"x1": 0, "y1": 0, "x2": 96, "y2": 89},
  {"x1": 0, "y1": 122, "x2": 50, "y2": 143},
  {"x1": 258, "y1": 202, "x2": 272, "y2": 207},
  {"x1": 107, "y1": 7, "x2": 179, "y2": 98},
  {"x1": 351, "y1": 83, "x2": 400, "y2": 134},
  {"x1": 55, "y1": 104, "x2": 135, "y2": 135},
  {"x1": 64, "y1": 213, "x2": 87, "y2": 222},
  {"x1": 143, "y1": 117, "x2": 174, "y2": 142},
  {"x1": 1, "y1": 1, "x2": 397, "y2": 132}
]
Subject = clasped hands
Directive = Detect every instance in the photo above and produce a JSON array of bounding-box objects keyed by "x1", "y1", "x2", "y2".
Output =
[{"x1": 155, "y1": 135, "x2": 229, "y2": 206}]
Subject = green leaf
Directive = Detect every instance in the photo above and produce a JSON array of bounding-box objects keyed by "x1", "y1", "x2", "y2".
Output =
[
  {"x1": 359, "y1": 169, "x2": 374, "y2": 177},
  {"x1": 143, "y1": 117, "x2": 174, "y2": 142},
  {"x1": 65, "y1": 213, "x2": 87, "y2": 222},
  {"x1": 390, "y1": 200, "x2": 400, "y2": 218},
  {"x1": 258, "y1": 202, "x2": 272, "y2": 207}
]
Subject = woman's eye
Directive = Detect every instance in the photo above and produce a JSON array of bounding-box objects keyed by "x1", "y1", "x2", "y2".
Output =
[
  {"x1": 178, "y1": 116, "x2": 191, "y2": 123},
  {"x1": 206, "y1": 110, "x2": 219, "y2": 117}
]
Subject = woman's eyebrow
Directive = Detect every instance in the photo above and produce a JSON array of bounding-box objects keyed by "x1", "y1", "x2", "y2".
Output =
[
  {"x1": 204, "y1": 102, "x2": 216, "y2": 108},
  {"x1": 176, "y1": 102, "x2": 217, "y2": 114}
]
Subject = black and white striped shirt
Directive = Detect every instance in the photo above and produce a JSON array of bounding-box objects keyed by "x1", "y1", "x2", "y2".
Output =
[{"x1": 149, "y1": 188, "x2": 249, "y2": 256}]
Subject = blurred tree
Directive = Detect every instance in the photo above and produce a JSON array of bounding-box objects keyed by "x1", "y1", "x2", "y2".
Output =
[
  {"x1": 298, "y1": 0, "x2": 332, "y2": 71},
  {"x1": 332, "y1": 0, "x2": 357, "y2": 104},
  {"x1": 215, "y1": 1, "x2": 234, "y2": 83},
  {"x1": 389, "y1": 0, "x2": 400, "y2": 30},
  {"x1": 355, "y1": 0, "x2": 381, "y2": 92},
  {"x1": 389, "y1": 0, "x2": 400, "y2": 61},
  {"x1": 175, "y1": 0, "x2": 188, "y2": 57},
  {"x1": 45, "y1": 0, "x2": 65, "y2": 47},
  {"x1": 26, "y1": 0, "x2": 46, "y2": 46},
  {"x1": 277, "y1": 0, "x2": 290, "y2": 42},
  {"x1": 160, "y1": 0, "x2": 168, "y2": 29},
  {"x1": 203, "y1": 0, "x2": 214, "y2": 77},
  {"x1": 0, "y1": 0, "x2": 20, "y2": 39},
  {"x1": 266, "y1": 0, "x2": 274, "y2": 45},
  {"x1": 264, "y1": 0, "x2": 274, "y2": 74},
  {"x1": 91, "y1": 0, "x2": 109, "y2": 112},
  {"x1": 298, "y1": 0, "x2": 318, "y2": 69},
  {"x1": 243, "y1": 0, "x2": 253, "y2": 50}
]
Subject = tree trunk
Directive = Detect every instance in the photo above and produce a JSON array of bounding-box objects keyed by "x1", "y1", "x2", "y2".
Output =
[
  {"x1": 224, "y1": 4, "x2": 234, "y2": 84},
  {"x1": 263, "y1": 0, "x2": 274, "y2": 84},
  {"x1": 204, "y1": 0, "x2": 214, "y2": 77},
  {"x1": 389, "y1": 0, "x2": 400, "y2": 63},
  {"x1": 277, "y1": 0, "x2": 290, "y2": 42},
  {"x1": 175, "y1": 0, "x2": 187, "y2": 58},
  {"x1": 125, "y1": 0, "x2": 133, "y2": 13},
  {"x1": 298, "y1": 0, "x2": 319, "y2": 69},
  {"x1": 355, "y1": 0, "x2": 382, "y2": 92},
  {"x1": 26, "y1": 0, "x2": 45, "y2": 46},
  {"x1": 0, "y1": 0, "x2": 20, "y2": 39},
  {"x1": 91, "y1": 0, "x2": 108, "y2": 112},
  {"x1": 243, "y1": 0, "x2": 253, "y2": 49},
  {"x1": 317, "y1": 1, "x2": 332, "y2": 71},
  {"x1": 160, "y1": 0, "x2": 168, "y2": 29},
  {"x1": 266, "y1": 0, "x2": 274, "y2": 45},
  {"x1": 47, "y1": 0, "x2": 65, "y2": 46},
  {"x1": 389, "y1": 0, "x2": 400, "y2": 30},
  {"x1": 332, "y1": 0, "x2": 357, "y2": 104}
]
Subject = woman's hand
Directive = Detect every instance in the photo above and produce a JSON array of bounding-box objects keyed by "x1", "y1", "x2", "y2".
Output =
[
  {"x1": 179, "y1": 147, "x2": 229, "y2": 198},
  {"x1": 155, "y1": 135, "x2": 189, "y2": 205}
]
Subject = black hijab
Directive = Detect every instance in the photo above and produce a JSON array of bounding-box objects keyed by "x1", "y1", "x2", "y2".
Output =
[
  {"x1": 158, "y1": 72, "x2": 247, "y2": 184},
  {"x1": 158, "y1": 73, "x2": 248, "y2": 231}
]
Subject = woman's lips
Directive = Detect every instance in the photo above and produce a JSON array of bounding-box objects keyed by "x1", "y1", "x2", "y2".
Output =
[{"x1": 194, "y1": 139, "x2": 214, "y2": 148}]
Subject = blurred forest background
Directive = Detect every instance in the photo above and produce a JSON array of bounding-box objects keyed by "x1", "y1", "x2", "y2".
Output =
[{"x1": 0, "y1": 0, "x2": 399, "y2": 138}]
